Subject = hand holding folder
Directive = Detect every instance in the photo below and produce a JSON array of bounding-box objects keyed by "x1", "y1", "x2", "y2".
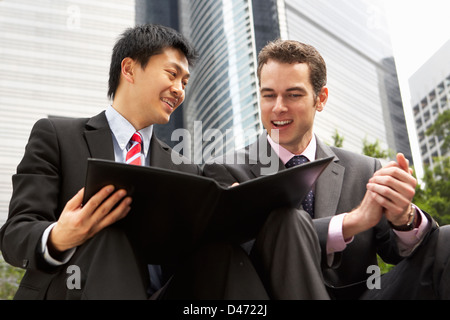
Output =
[{"x1": 83, "y1": 156, "x2": 333, "y2": 264}]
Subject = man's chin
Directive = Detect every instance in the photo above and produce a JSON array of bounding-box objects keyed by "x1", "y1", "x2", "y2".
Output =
[{"x1": 155, "y1": 115, "x2": 171, "y2": 125}]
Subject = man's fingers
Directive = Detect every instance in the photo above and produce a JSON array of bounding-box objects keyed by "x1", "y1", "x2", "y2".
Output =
[
  {"x1": 65, "y1": 188, "x2": 85, "y2": 210},
  {"x1": 94, "y1": 196, "x2": 132, "y2": 232},
  {"x1": 366, "y1": 182, "x2": 412, "y2": 214},
  {"x1": 90, "y1": 188, "x2": 128, "y2": 219},
  {"x1": 396, "y1": 153, "x2": 410, "y2": 173},
  {"x1": 82, "y1": 185, "x2": 115, "y2": 213}
]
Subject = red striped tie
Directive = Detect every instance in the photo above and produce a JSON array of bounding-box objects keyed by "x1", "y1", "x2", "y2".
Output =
[{"x1": 126, "y1": 132, "x2": 142, "y2": 165}]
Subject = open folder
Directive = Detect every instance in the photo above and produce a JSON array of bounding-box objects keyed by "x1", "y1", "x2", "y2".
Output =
[{"x1": 83, "y1": 156, "x2": 333, "y2": 264}]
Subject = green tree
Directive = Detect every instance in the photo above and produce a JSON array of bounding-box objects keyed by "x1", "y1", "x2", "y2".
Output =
[
  {"x1": 332, "y1": 129, "x2": 344, "y2": 148},
  {"x1": 362, "y1": 137, "x2": 392, "y2": 159},
  {"x1": 0, "y1": 251, "x2": 24, "y2": 300},
  {"x1": 415, "y1": 109, "x2": 450, "y2": 225},
  {"x1": 413, "y1": 156, "x2": 450, "y2": 226}
]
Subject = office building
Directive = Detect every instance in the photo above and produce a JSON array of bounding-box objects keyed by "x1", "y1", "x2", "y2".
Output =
[
  {"x1": 0, "y1": 0, "x2": 135, "y2": 225},
  {"x1": 409, "y1": 39, "x2": 450, "y2": 169},
  {"x1": 178, "y1": 0, "x2": 262, "y2": 162}
]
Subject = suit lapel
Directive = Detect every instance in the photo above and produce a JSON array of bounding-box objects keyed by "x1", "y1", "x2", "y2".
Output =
[
  {"x1": 149, "y1": 135, "x2": 174, "y2": 169},
  {"x1": 314, "y1": 138, "x2": 345, "y2": 218},
  {"x1": 251, "y1": 133, "x2": 344, "y2": 218},
  {"x1": 84, "y1": 111, "x2": 115, "y2": 160}
]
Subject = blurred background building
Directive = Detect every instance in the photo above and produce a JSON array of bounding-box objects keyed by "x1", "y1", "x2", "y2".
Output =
[
  {"x1": 0, "y1": 0, "x2": 416, "y2": 225},
  {"x1": 409, "y1": 39, "x2": 450, "y2": 170},
  {"x1": 0, "y1": 0, "x2": 135, "y2": 224},
  {"x1": 142, "y1": 0, "x2": 412, "y2": 164}
]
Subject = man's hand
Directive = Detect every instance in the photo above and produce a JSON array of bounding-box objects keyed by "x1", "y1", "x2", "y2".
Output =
[
  {"x1": 49, "y1": 185, "x2": 132, "y2": 254},
  {"x1": 366, "y1": 153, "x2": 417, "y2": 227},
  {"x1": 343, "y1": 189, "x2": 383, "y2": 240},
  {"x1": 342, "y1": 153, "x2": 416, "y2": 239}
]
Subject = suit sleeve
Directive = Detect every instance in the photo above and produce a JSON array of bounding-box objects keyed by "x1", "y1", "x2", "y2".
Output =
[{"x1": 0, "y1": 118, "x2": 62, "y2": 271}]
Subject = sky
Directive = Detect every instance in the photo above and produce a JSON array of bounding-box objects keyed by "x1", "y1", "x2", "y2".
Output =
[
  {"x1": 383, "y1": 0, "x2": 450, "y2": 79},
  {"x1": 382, "y1": 0, "x2": 450, "y2": 178}
]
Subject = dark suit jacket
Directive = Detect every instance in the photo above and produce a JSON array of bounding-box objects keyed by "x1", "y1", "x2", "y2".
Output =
[
  {"x1": 0, "y1": 111, "x2": 200, "y2": 299},
  {"x1": 203, "y1": 132, "x2": 436, "y2": 299}
]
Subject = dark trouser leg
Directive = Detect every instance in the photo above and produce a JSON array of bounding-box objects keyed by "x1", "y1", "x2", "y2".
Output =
[
  {"x1": 45, "y1": 226, "x2": 149, "y2": 300},
  {"x1": 157, "y1": 243, "x2": 269, "y2": 300},
  {"x1": 250, "y1": 207, "x2": 330, "y2": 300},
  {"x1": 362, "y1": 225, "x2": 450, "y2": 300},
  {"x1": 433, "y1": 225, "x2": 450, "y2": 299}
]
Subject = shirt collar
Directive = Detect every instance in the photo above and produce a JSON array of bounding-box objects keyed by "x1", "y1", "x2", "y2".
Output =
[
  {"x1": 267, "y1": 132, "x2": 317, "y2": 165},
  {"x1": 105, "y1": 105, "x2": 153, "y2": 157}
]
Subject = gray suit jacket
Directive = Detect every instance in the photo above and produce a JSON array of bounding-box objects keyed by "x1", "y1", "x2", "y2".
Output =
[
  {"x1": 203, "y1": 132, "x2": 434, "y2": 299},
  {"x1": 0, "y1": 111, "x2": 201, "y2": 298}
]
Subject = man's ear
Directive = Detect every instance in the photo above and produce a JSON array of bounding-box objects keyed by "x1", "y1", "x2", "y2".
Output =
[
  {"x1": 315, "y1": 86, "x2": 328, "y2": 112},
  {"x1": 121, "y1": 57, "x2": 135, "y2": 84}
]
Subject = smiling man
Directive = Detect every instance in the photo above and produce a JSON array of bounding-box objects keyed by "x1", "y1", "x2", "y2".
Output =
[
  {"x1": 0, "y1": 24, "x2": 202, "y2": 299},
  {"x1": 259, "y1": 61, "x2": 327, "y2": 155},
  {"x1": 204, "y1": 39, "x2": 450, "y2": 300}
]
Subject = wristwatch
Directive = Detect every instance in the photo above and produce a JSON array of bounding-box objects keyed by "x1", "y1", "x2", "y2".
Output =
[{"x1": 388, "y1": 205, "x2": 416, "y2": 232}]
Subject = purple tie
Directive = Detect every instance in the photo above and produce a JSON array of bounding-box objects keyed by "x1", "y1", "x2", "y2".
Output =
[{"x1": 285, "y1": 155, "x2": 315, "y2": 217}]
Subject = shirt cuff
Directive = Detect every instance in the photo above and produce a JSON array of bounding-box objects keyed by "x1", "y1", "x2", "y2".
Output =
[
  {"x1": 393, "y1": 204, "x2": 429, "y2": 256},
  {"x1": 327, "y1": 213, "x2": 353, "y2": 254},
  {"x1": 41, "y1": 222, "x2": 76, "y2": 266}
]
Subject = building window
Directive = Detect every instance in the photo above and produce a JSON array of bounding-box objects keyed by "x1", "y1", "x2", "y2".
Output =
[
  {"x1": 432, "y1": 103, "x2": 439, "y2": 116},
  {"x1": 429, "y1": 90, "x2": 436, "y2": 102},
  {"x1": 418, "y1": 130, "x2": 425, "y2": 142},
  {"x1": 438, "y1": 82, "x2": 445, "y2": 95},
  {"x1": 441, "y1": 96, "x2": 448, "y2": 109},
  {"x1": 429, "y1": 137, "x2": 436, "y2": 149},
  {"x1": 421, "y1": 97, "x2": 428, "y2": 108},
  {"x1": 446, "y1": 75, "x2": 450, "y2": 88},
  {"x1": 416, "y1": 117, "x2": 423, "y2": 128},
  {"x1": 421, "y1": 145, "x2": 428, "y2": 155}
]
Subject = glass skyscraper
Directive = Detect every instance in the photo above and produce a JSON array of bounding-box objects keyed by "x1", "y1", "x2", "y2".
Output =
[{"x1": 178, "y1": 0, "x2": 261, "y2": 162}]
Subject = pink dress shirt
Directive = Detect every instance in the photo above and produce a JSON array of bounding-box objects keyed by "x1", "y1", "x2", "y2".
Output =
[{"x1": 267, "y1": 134, "x2": 429, "y2": 258}]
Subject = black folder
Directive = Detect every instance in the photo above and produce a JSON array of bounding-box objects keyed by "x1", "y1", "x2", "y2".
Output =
[{"x1": 83, "y1": 156, "x2": 333, "y2": 264}]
